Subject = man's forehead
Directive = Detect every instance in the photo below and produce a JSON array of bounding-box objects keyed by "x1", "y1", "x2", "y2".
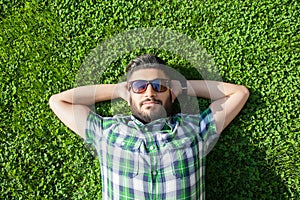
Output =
[{"x1": 128, "y1": 68, "x2": 168, "y2": 81}]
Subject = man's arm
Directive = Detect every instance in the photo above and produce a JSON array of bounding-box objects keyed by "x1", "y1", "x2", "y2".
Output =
[
  {"x1": 185, "y1": 80, "x2": 249, "y2": 134},
  {"x1": 49, "y1": 83, "x2": 129, "y2": 139}
]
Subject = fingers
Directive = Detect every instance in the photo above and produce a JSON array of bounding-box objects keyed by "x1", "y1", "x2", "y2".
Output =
[{"x1": 118, "y1": 82, "x2": 130, "y2": 103}]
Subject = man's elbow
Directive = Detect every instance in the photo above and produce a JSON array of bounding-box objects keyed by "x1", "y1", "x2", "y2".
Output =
[
  {"x1": 49, "y1": 94, "x2": 59, "y2": 111},
  {"x1": 242, "y1": 85, "x2": 250, "y2": 97},
  {"x1": 239, "y1": 85, "x2": 250, "y2": 101}
]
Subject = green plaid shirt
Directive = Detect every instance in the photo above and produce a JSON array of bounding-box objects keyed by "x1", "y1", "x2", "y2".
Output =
[{"x1": 85, "y1": 108, "x2": 218, "y2": 200}]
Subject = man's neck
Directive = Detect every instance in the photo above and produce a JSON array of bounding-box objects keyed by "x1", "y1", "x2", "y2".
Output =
[{"x1": 132, "y1": 115, "x2": 149, "y2": 125}]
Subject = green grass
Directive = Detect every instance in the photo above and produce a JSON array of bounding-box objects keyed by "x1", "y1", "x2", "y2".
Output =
[{"x1": 1, "y1": 0, "x2": 299, "y2": 199}]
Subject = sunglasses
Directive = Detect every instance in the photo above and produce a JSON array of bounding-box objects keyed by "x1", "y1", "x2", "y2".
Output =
[{"x1": 128, "y1": 79, "x2": 170, "y2": 94}]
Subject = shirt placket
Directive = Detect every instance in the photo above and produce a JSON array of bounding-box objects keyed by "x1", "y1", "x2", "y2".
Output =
[
  {"x1": 150, "y1": 152, "x2": 159, "y2": 200},
  {"x1": 143, "y1": 127, "x2": 160, "y2": 200}
]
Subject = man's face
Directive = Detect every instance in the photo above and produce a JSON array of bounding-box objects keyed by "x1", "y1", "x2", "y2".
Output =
[{"x1": 128, "y1": 68, "x2": 173, "y2": 123}]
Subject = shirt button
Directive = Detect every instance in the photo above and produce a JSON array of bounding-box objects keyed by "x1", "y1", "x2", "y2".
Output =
[
  {"x1": 121, "y1": 141, "x2": 125, "y2": 146},
  {"x1": 145, "y1": 127, "x2": 148, "y2": 131},
  {"x1": 152, "y1": 170, "x2": 157, "y2": 176},
  {"x1": 149, "y1": 146, "x2": 154, "y2": 151}
]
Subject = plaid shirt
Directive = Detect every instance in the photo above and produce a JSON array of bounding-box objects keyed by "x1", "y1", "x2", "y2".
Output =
[{"x1": 85, "y1": 108, "x2": 218, "y2": 200}]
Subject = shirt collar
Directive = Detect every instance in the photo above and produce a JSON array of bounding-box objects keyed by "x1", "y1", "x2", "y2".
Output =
[{"x1": 128, "y1": 115, "x2": 175, "y2": 132}]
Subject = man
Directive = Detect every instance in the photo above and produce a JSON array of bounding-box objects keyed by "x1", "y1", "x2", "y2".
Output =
[{"x1": 49, "y1": 54, "x2": 249, "y2": 199}]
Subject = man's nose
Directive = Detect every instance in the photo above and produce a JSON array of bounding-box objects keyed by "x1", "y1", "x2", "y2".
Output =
[{"x1": 144, "y1": 84, "x2": 157, "y2": 97}]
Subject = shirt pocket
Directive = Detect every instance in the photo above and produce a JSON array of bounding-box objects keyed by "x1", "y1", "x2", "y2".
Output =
[
  {"x1": 103, "y1": 138, "x2": 141, "y2": 178},
  {"x1": 169, "y1": 138, "x2": 200, "y2": 178}
]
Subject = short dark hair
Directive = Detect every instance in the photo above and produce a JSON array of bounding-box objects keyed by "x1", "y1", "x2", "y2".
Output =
[{"x1": 126, "y1": 54, "x2": 170, "y2": 80}]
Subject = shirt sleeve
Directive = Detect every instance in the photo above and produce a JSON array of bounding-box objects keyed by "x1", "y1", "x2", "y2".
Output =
[
  {"x1": 199, "y1": 108, "x2": 219, "y2": 154},
  {"x1": 85, "y1": 111, "x2": 104, "y2": 156}
]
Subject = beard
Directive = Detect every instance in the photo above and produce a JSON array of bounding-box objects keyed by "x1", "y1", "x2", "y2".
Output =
[{"x1": 130, "y1": 96, "x2": 172, "y2": 124}]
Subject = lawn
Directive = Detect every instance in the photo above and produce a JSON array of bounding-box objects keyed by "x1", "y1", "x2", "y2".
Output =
[{"x1": 1, "y1": 0, "x2": 299, "y2": 199}]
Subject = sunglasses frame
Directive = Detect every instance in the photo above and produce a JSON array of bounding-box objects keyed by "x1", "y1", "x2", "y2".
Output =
[{"x1": 128, "y1": 79, "x2": 170, "y2": 94}]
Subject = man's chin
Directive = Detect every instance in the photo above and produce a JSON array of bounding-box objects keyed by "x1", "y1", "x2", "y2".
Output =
[
  {"x1": 149, "y1": 107, "x2": 168, "y2": 121},
  {"x1": 130, "y1": 101, "x2": 171, "y2": 123},
  {"x1": 134, "y1": 109, "x2": 167, "y2": 123}
]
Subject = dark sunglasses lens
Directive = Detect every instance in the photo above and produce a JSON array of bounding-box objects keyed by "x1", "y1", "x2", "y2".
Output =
[
  {"x1": 132, "y1": 81, "x2": 147, "y2": 93},
  {"x1": 152, "y1": 80, "x2": 168, "y2": 92}
]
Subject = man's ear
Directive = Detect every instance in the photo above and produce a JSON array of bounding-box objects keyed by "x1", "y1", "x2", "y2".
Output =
[{"x1": 127, "y1": 96, "x2": 131, "y2": 106}]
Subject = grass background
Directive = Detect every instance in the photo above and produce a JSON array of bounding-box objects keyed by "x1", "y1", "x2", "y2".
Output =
[{"x1": 1, "y1": 0, "x2": 299, "y2": 199}]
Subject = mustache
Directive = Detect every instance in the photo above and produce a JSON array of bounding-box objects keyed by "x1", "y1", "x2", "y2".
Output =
[{"x1": 141, "y1": 98, "x2": 162, "y2": 105}]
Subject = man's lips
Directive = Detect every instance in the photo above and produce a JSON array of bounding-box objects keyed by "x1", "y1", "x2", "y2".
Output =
[
  {"x1": 143, "y1": 101, "x2": 160, "y2": 105},
  {"x1": 141, "y1": 99, "x2": 162, "y2": 107}
]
